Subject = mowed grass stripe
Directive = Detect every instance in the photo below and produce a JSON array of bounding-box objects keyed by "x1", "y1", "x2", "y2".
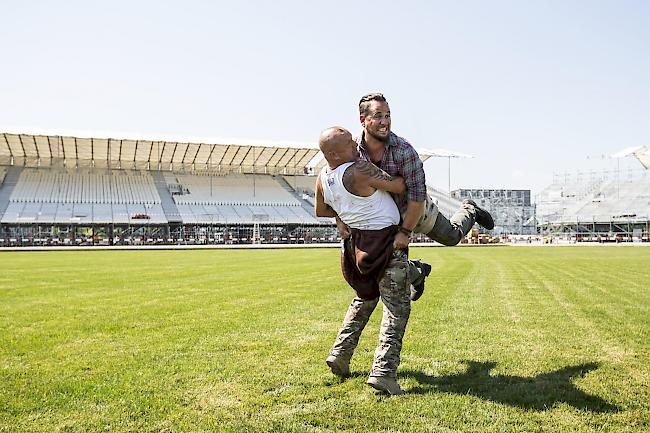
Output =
[
  {"x1": 1, "y1": 246, "x2": 649, "y2": 432},
  {"x1": 540, "y1": 255, "x2": 644, "y2": 315},
  {"x1": 533, "y1": 258, "x2": 647, "y2": 357}
]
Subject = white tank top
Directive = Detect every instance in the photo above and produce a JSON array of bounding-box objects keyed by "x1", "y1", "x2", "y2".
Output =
[{"x1": 320, "y1": 162, "x2": 400, "y2": 230}]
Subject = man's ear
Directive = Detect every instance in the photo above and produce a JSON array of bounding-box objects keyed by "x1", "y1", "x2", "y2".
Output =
[
  {"x1": 359, "y1": 115, "x2": 366, "y2": 125},
  {"x1": 325, "y1": 150, "x2": 337, "y2": 161}
]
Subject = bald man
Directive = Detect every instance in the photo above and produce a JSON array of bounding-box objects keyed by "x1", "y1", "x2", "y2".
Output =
[{"x1": 315, "y1": 126, "x2": 430, "y2": 395}]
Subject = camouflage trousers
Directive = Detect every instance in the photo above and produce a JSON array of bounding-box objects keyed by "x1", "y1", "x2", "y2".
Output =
[{"x1": 330, "y1": 249, "x2": 417, "y2": 378}]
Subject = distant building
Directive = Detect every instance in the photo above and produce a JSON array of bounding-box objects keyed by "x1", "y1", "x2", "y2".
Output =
[{"x1": 451, "y1": 189, "x2": 535, "y2": 235}]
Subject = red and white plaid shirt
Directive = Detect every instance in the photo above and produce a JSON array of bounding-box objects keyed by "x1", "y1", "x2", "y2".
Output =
[{"x1": 357, "y1": 131, "x2": 427, "y2": 213}]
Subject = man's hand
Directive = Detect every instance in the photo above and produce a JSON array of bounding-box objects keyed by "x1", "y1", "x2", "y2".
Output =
[
  {"x1": 336, "y1": 217, "x2": 351, "y2": 240},
  {"x1": 393, "y1": 231, "x2": 410, "y2": 249}
]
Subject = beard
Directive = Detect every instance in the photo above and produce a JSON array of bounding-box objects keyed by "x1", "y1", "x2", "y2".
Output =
[{"x1": 366, "y1": 129, "x2": 389, "y2": 142}]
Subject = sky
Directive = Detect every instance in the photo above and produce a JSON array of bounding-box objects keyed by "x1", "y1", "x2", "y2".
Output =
[{"x1": 1, "y1": 0, "x2": 649, "y2": 198}]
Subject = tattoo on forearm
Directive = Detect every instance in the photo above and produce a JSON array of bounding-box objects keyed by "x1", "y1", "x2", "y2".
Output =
[
  {"x1": 343, "y1": 160, "x2": 395, "y2": 194},
  {"x1": 354, "y1": 160, "x2": 393, "y2": 181}
]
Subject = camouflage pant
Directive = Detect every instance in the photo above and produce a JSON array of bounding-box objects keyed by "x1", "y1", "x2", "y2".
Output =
[{"x1": 330, "y1": 249, "x2": 414, "y2": 378}]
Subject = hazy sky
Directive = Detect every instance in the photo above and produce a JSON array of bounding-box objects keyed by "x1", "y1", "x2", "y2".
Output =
[{"x1": 1, "y1": 0, "x2": 648, "y2": 196}]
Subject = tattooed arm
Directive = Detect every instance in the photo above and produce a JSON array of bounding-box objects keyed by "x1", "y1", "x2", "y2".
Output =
[{"x1": 342, "y1": 160, "x2": 406, "y2": 196}]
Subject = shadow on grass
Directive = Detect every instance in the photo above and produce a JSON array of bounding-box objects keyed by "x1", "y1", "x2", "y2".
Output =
[
  {"x1": 323, "y1": 370, "x2": 367, "y2": 386},
  {"x1": 401, "y1": 361, "x2": 619, "y2": 412}
]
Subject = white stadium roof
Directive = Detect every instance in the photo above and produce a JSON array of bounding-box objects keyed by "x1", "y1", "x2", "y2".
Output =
[
  {"x1": 1, "y1": 129, "x2": 321, "y2": 175},
  {"x1": 610, "y1": 145, "x2": 646, "y2": 158},
  {"x1": 1, "y1": 128, "x2": 435, "y2": 174},
  {"x1": 611, "y1": 145, "x2": 649, "y2": 170},
  {"x1": 635, "y1": 150, "x2": 650, "y2": 169}
]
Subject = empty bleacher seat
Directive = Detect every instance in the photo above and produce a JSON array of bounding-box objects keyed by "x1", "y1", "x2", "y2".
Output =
[
  {"x1": 4, "y1": 168, "x2": 327, "y2": 226},
  {"x1": 173, "y1": 173, "x2": 299, "y2": 206},
  {"x1": 8, "y1": 168, "x2": 165, "y2": 224}
]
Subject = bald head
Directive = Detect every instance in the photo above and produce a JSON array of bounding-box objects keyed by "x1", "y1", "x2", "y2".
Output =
[
  {"x1": 319, "y1": 127, "x2": 349, "y2": 153},
  {"x1": 319, "y1": 126, "x2": 359, "y2": 168}
]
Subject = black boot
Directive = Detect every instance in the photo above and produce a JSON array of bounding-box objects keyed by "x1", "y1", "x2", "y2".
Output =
[
  {"x1": 410, "y1": 260, "x2": 432, "y2": 301},
  {"x1": 463, "y1": 199, "x2": 494, "y2": 230}
]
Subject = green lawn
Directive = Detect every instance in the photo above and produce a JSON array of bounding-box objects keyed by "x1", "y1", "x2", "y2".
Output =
[{"x1": 1, "y1": 246, "x2": 648, "y2": 432}]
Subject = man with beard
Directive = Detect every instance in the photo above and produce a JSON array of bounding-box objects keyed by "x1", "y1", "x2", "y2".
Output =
[
  {"x1": 316, "y1": 126, "x2": 431, "y2": 395},
  {"x1": 352, "y1": 93, "x2": 494, "y2": 259}
]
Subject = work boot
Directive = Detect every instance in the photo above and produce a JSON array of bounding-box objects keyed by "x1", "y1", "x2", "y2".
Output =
[
  {"x1": 367, "y1": 376, "x2": 403, "y2": 395},
  {"x1": 326, "y1": 355, "x2": 350, "y2": 378},
  {"x1": 463, "y1": 199, "x2": 495, "y2": 230},
  {"x1": 410, "y1": 260, "x2": 432, "y2": 301}
]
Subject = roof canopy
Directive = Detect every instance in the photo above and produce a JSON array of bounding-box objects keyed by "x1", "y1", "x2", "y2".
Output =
[
  {"x1": 610, "y1": 145, "x2": 646, "y2": 158},
  {"x1": 2, "y1": 130, "x2": 435, "y2": 175},
  {"x1": 1, "y1": 131, "x2": 321, "y2": 175},
  {"x1": 610, "y1": 145, "x2": 649, "y2": 170}
]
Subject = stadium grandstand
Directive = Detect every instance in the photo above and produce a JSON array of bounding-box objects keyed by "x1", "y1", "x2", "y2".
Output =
[
  {"x1": 536, "y1": 164, "x2": 650, "y2": 242},
  {"x1": 0, "y1": 131, "x2": 442, "y2": 246}
]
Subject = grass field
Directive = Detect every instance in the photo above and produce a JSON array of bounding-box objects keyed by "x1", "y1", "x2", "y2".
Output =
[{"x1": 1, "y1": 246, "x2": 649, "y2": 432}]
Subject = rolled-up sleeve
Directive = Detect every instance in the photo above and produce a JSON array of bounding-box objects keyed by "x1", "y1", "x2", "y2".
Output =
[{"x1": 402, "y1": 147, "x2": 427, "y2": 202}]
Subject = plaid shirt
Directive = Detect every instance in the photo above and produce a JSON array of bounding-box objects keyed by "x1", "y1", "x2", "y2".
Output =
[{"x1": 357, "y1": 131, "x2": 427, "y2": 213}]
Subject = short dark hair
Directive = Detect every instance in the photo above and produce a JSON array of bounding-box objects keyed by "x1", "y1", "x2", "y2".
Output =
[{"x1": 359, "y1": 93, "x2": 388, "y2": 116}]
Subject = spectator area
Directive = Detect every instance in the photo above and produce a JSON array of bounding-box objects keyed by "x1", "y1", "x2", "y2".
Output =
[
  {"x1": 0, "y1": 168, "x2": 325, "y2": 225},
  {"x1": 2, "y1": 168, "x2": 164, "y2": 224},
  {"x1": 167, "y1": 173, "x2": 319, "y2": 224},
  {"x1": 537, "y1": 174, "x2": 650, "y2": 223}
]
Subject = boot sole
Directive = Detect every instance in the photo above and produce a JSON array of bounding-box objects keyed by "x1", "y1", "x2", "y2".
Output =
[
  {"x1": 475, "y1": 208, "x2": 495, "y2": 230},
  {"x1": 464, "y1": 199, "x2": 495, "y2": 230}
]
